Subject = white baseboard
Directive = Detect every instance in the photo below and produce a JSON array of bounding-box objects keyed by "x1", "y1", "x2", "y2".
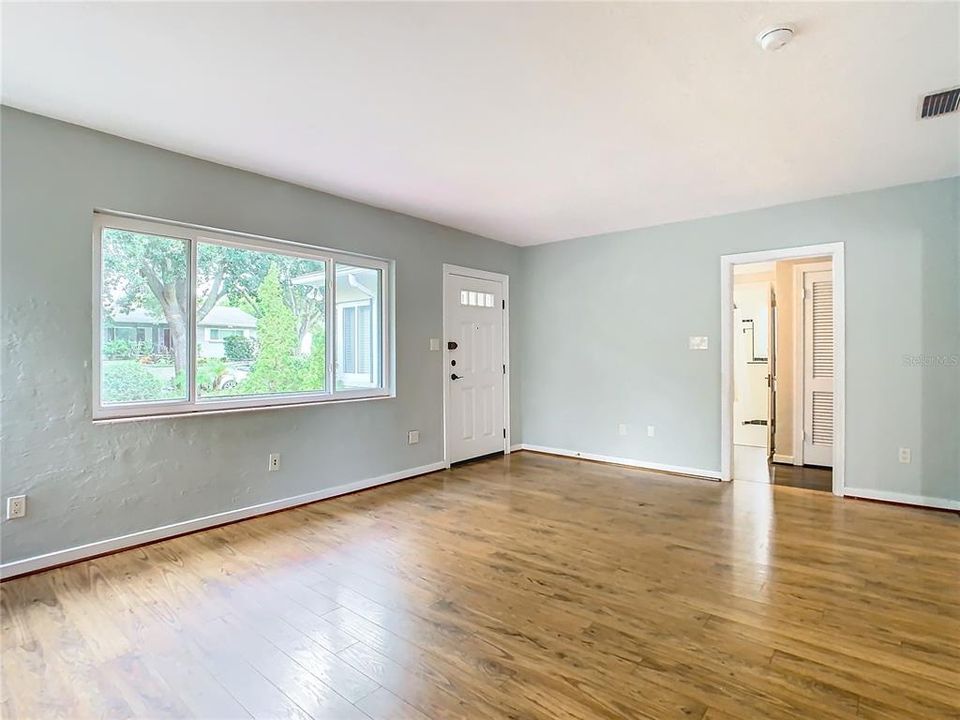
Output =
[
  {"x1": 844, "y1": 487, "x2": 960, "y2": 511},
  {"x1": 509, "y1": 443, "x2": 523, "y2": 453},
  {"x1": 0, "y1": 461, "x2": 447, "y2": 581},
  {"x1": 517, "y1": 444, "x2": 721, "y2": 480},
  {"x1": 772, "y1": 454, "x2": 794, "y2": 464}
]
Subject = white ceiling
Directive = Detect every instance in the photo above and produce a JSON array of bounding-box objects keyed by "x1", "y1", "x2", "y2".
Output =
[{"x1": 3, "y1": 2, "x2": 958, "y2": 246}]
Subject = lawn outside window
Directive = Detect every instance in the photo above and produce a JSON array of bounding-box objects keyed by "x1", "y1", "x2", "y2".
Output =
[{"x1": 93, "y1": 212, "x2": 393, "y2": 420}]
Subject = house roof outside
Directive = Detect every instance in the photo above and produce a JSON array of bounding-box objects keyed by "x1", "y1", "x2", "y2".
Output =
[{"x1": 110, "y1": 305, "x2": 257, "y2": 328}]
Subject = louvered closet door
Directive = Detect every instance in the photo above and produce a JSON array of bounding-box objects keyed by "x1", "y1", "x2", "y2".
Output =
[{"x1": 803, "y1": 270, "x2": 834, "y2": 467}]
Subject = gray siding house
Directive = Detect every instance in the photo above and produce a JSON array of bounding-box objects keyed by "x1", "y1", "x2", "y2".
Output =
[{"x1": 105, "y1": 306, "x2": 257, "y2": 359}]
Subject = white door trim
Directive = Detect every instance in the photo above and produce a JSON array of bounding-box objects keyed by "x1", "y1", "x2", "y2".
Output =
[
  {"x1": 442, "y1": 264, "x2": 510, "y2": 466},
  {"x1": 792, "y1": 261, "x2": 833, "y2": 467},
  {"x1": 720, "y1": 243, "x2": 845, "y2": 496}
]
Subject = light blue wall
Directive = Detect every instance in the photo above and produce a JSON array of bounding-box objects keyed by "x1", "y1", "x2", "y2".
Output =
[
  {"x1": 519, "y1": 179, "x2": 960, "y2": 503},
  {"x1": 3, "y1": 106, "x2": 957, "y2": 567},
  {"x1": 1, "y1": 107, "x2": 522, "y2": 564}
]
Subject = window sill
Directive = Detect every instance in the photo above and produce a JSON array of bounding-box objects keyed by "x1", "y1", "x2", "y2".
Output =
[{"x1": 92, "y1": 391, "x2": 395, "y2": 424}]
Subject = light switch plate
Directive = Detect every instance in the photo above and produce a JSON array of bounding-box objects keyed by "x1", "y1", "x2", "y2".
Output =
[
  {"x1": 429, "y1": 338, "x2": 440, "y2": 351},
  {"x1": 689, "y1": 336, "x2": 709, "y2": 350},
  {"x1": 408, "y1": 430, "x2": 420, "y2": 445}
]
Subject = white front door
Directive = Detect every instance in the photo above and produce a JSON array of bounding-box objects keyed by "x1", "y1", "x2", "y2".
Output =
[
  {"x1": 445, "y1": 273, "x2": 505, "y2": 463},
  {"x1": 803, "y1": 269, "x2": 834, "y2": 467}
]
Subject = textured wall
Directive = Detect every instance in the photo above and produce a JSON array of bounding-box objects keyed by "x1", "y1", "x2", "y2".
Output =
[
  {"x1": 520, "y1": 179, "x2": 960, "y2": 503},
  {"x1": 1, "y1": 107, "x2": 522, "y2": 564},
  {"x1": 3, "y1": 106, "x2": 958, "y2": 568}
]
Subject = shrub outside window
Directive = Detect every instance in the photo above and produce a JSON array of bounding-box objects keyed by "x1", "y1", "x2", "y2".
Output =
[{"x1": 94, "y1": 213, "x2": 392, "y2": 419}]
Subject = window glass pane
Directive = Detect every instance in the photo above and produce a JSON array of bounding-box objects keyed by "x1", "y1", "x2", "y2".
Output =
[
  {"x1": 196, "y1": 241, "x2": 326, "y2": 398},
  {"x1": 97, "y1": 215, "x2": 391, "y2": 416},
  {"x1": 100, "y1": 228, "x2": 189, "y2": 405},
  {"x1": 336, "y1": 263, "x2": 381, "y2": 390}
]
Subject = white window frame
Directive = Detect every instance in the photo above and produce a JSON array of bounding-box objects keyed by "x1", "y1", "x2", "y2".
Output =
[{"x1": 93, "y1": 211, "x2": 394, "y2": 421}]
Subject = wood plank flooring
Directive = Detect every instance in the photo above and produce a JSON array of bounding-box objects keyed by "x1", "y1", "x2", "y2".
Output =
[
  {"x1": 2, "y1": 451, "x2": 958, "y2": 719},
  {"x1": 770, "y1": 462, "x2": 833, "y2": 492}
]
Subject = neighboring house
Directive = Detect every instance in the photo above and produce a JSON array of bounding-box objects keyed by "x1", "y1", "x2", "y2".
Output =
[
  {"x1": 292, "y1": 263, "x2": 380, "y2": 387},
  {"x1": 107, "y1": 266, "x2": 377, "y2": 374},
  {"x1": 105, "y1": 306, "x2": 258, "y2": 359}
]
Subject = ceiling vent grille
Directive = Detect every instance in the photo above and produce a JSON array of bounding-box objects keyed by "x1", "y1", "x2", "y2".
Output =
[{"x1": 920, "y1": 87, "x2": 960, "y2": 119}]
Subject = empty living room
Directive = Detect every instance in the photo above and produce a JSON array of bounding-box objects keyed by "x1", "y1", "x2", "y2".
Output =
[{"x1": 2, "y1": 2, "x2": 959, "y2": 719}]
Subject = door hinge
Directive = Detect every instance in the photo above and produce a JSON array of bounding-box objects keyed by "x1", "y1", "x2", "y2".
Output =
[
  {"x1": 502, "y1": 428, "x2": 506, "y2": 438},
  {"x1": 503, "y1": 364, "x2": 506, "y2": 374},
  {"x1": 502, "y1": 299, "x2": 505, "y2": 310}
]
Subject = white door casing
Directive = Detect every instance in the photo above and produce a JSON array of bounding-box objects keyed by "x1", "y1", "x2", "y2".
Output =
[
  {"x1": 803, "y1": 269, "x2": 834, "y2": 467},
  {"x1": 443, "y1": 267, "x2": 508, "y2": 464},
  {"x1": 720, "y1": 242, "x2": 844, "y2": 497}
]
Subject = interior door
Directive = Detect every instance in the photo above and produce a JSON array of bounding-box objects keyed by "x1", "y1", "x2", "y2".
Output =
[
  {"x1": 445, "y1": 274, "x2": 505, "y2": 463},
  {"x1": 767, "y1": 286, "x2": 777, "y2": 457},
  {"x1": 803, "y1": 270, "x2": 834, "y2": 467}
]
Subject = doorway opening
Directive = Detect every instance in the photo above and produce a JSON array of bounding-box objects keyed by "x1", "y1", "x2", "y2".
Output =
[
  {"x1": 442, "y1": 264, "x2": 511, "y2": 465},
  {"x1": 720, "y1": 244, "x2": 845, "y2": 495}
]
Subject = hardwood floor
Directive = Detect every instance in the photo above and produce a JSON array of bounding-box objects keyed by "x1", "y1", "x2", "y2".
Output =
[
  {"x1": 2, "y1": 451, "x2": 958, "y2": 719},
  {"x1": 770, "y1": 462, "x2": 833, "y2": 492},
  {"x1": 735, "y1": 445, "x2": 833, "y2": 492}
]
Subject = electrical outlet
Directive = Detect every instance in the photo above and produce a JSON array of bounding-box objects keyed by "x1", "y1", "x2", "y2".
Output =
[
  {"x1": 268, "y1": 453, "x2": 281, "y2": 472},
  {"x1": 6, "y1": 495, "x2": 26, "y2": 520},
  {"x1": 617, "y1": 423, "x2": 628, "y2": 437},
  {"x1": 647, "y1": 425, "x2": 656, "y2": 438},
  {"x1": 408, "y1": 430, "x2": 420, "y2": 445},
  {"x1": 898, "y1": 447, "x2": 911, "y2": 464}
]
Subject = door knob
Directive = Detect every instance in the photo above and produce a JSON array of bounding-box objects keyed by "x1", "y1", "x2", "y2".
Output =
[{"x1": 451, "y1": 373, "x2": 463, "y2": 381}]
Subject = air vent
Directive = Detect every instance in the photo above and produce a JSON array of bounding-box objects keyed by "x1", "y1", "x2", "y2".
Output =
[{"x1": 920, "y1": 87, "x2": 960, "y2": 119}]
